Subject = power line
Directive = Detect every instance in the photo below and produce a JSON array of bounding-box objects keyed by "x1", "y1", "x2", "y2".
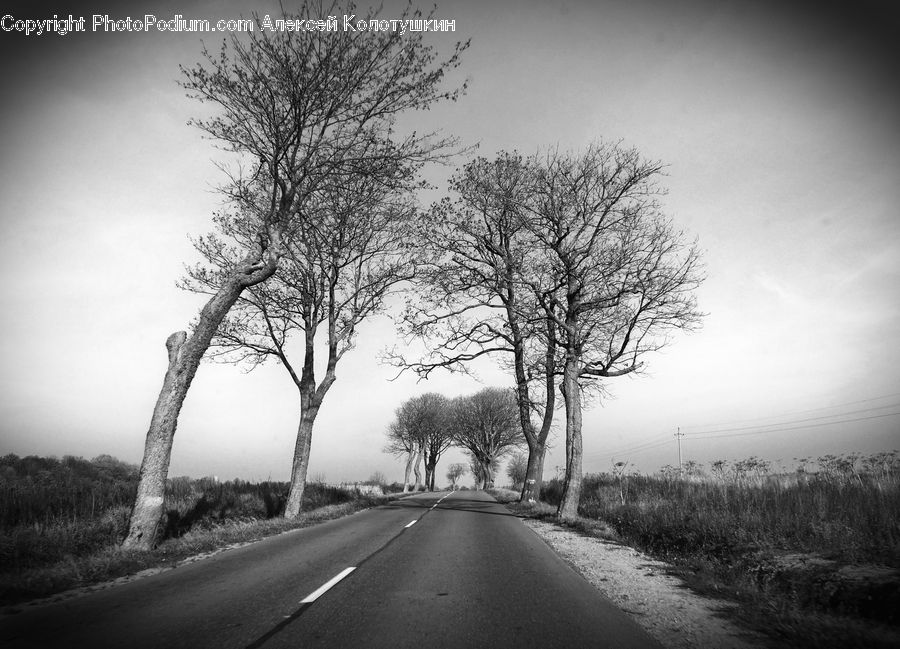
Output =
[
  {"x1": 683, "y1": 403, "x2": 900, "y2": 437},
  {"x1": 585, "y1": 437, "x2": 674, "y2": 463},
  {"x1": 582, "y1": 434, "x2": 671, "y2": 459},
  {"x1": 580, "y1": 391, "x2": 900, "y2": 469},
  {"x1": 680, "y1": 392, "x2": 900, "y2": 434},
  {"x1": 683, "y1": 410, "x2": 900, "y2": 440}
]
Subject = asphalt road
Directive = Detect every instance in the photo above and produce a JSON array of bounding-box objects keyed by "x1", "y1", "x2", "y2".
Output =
[{"x1": 1, "y1": 491, "x2": 663, "y2": 648}]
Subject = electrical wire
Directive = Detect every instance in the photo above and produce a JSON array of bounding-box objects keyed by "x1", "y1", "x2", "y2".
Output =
[
  {"x1": 683, "y1": 410, "x2": 900, "y2": 440},
  {"x1": 680, "y1": 392, "x2": 900, "y2": 434},
  {"x1": 579, "y1": 391, "x2": 900, "y2": 467},
  {"x1": 582, "y1": 434, "x2": 671, "y2": 460},
  {"x1": 682, "y1": 403, "x2": 900, "y2": 437}
]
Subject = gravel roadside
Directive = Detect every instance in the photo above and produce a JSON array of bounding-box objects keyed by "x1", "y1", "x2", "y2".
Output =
[{"x1": 524, "y1": 519, "x2": 771, "y2": 649}]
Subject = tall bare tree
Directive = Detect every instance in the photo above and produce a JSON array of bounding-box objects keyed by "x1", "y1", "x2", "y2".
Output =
[
  {"x1": 124, "y1": 0, "x2": 468, "y2": 549},
  {"x1": 388, "y1": 154, "x2": 557, "y2": 504},
  {"x1": 450, "y1": 387, "x2": 524, "y2": 489},
  {"x1": 522, "y1": 142, "x2": 704, "y2": 520},
  {"x1": 184, "y1": 174, "x2": 416, "y2": 518}
]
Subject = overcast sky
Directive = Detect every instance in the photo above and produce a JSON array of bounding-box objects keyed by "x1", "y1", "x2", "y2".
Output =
[{"x1": 1, "y1": 0, "x2": 898, "y2": 484}]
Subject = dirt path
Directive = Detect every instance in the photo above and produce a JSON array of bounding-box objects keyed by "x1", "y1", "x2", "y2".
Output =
[{"x1": 525, "y1": 519, "x2": 770, "y2": 649}]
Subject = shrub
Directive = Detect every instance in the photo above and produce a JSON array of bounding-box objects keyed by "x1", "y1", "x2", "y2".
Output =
[
  {"x1": 0, "y1": 457, "x2": 384, "y2": 576},
  {"x1": 541, "y1": 477, "x2": 563, "y2": 506}
]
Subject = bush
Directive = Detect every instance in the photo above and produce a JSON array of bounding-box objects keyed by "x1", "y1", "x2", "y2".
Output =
[
  {"x1": 0, "y1": 457, "x2": 383, "y2": 575},
  {"x1": 569, "y1": 454, "x2": 900, "y2": 625},
  {"x1": 541, "y1": 477, "x2": 563, "y2": 506}
]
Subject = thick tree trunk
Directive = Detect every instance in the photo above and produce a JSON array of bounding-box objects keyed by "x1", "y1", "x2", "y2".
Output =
[
  {"x1": 424, "y1": 462, "x2": 437, "y2": 491},
  {"x1": 557, "y1": 358, "x2": 583, "y2": 520},
  {"x1": 283, "y1": 404, "x2": 319, "y2": 519},
  {"x1": 402, "y1": 449, "x2": 416, "y2": 492},
  {"x1": 122, "y1": 238, "x2": 278, "y2": 550},
  {"x1": 513, "y1": 307, "x2": 557, "y2": 504},
  {"x1": 520, "y1": 440, "x2": 547, "y2": 504},
  {"x1": 477, "y1": 459, "x2": 494, "y2": 490},
  {"x1": 412, "y1": 446, "x2": 424, "y2": 491},
  {"x1": 124, "y1": 274, "x2": 272, "y2": 549}
]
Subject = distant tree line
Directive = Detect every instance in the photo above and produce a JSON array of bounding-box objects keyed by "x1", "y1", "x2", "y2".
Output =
[{"x1": 385, "y1": 387, "x2": 524, "y2": 491}]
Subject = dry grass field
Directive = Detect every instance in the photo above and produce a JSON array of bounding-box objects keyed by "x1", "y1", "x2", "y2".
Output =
[
  {"x1": 0, "y1": 454, "x2": 387, "y2": 606},
  {"x1": 519, "y1": 451, "x2": 900, "y2": 648}
]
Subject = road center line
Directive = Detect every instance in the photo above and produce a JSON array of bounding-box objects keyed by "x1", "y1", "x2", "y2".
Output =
[
  {"x1": 404, "y1": 519, "x2": 417, "y2": 528},
  {"x1": 300, "y1": 566, "x2": 356, "y2": 603}
]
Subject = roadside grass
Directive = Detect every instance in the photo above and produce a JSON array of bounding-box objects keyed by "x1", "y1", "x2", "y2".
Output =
[
  {"x1": 505, "y1": 452, "x2": 900, "y2": 649},
  {"x1": 484, "y1": 487, "x2": 519, "y2": 503},
  {"x1": 0, "y1": 455, "x2": 390, "y2": 607}
]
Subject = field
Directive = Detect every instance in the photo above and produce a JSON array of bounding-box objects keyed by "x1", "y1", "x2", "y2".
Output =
[
  {"x1": 0, "y1": 454, "x2": 389, "y2": 605},
  {"x1": 528, "y1": 451, "x2": 900, "y2": 648}
]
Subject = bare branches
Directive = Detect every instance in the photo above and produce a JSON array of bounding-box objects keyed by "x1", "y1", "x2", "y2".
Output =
[
  {"x1": 515, "y1": 140, "x2": 706, "y2": 518},
  {"x1": 520, "y1": 142, "x2": 704, "y2": 386},
  {"x1": 180, "y1": 0, "x2": 469, "y2": 271}
]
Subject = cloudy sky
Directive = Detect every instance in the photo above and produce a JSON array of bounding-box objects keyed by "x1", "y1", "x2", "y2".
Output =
[{"x1": 1, "y1": 0, "x2": 898, "y2": 484}]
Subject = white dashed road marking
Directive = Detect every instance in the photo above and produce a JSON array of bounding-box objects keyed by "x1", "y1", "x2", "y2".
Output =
[{"x1": 300, "y1": 567, "x2": 356, "y2": 604}]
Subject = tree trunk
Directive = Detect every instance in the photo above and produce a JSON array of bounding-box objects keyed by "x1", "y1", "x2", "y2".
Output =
[
  {"x1": 481, "y1": 459, "x2": 495, "y2": 490},
  {"x1": 424, "y1": 462, "x2": 436, "y2": 491},
  {"x1": 513, "y1": 306, "x2": 557, "y2": 504},
  {"x1": 122, "y1": 237, "x2": 278, "y2": 550},
  {"x1": 520, "y1": 440, "x2": 547, "y2": 504},
  {"x1": 123, "y1": 270, "x2": 274, "y2": 549},
  {"x1": 402, "y1": 449, "x2": 416, "y2": 493},
  {"x1": 282, "y1": 301, "x2": 337, "y2": 519},
  {"x1": 557, "y1": 357, "x2": 583, "y2": 520},
  {"x1": 283, "y1": 403, "x2": 319, "y2": 519},
  {"x1": 412, "y1": 446, "x2": 424, "y2": 491}
]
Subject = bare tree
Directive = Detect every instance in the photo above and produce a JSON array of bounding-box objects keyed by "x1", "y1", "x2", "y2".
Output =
[
  {"x1": 124, "y1": 0, "x2": 468, "y2": 549},
  {"x1": 450, "y1": 387, "x2": 524, "y2": 489},
  {"x1": 522, "y1": 141, "x2": 704, "y2": 520},
  {"x1": 384, "y1": 393, "x2": 451, "y2": 492},
  {"x1": 388, "y1": 154, "x2": 557, "y2": 504},
  {"x1": 446, "y1": 462, "x2": 467, "y2": 489},
  {"x1": 184, "y1": 173, "x2": 416, "y2": 518}
]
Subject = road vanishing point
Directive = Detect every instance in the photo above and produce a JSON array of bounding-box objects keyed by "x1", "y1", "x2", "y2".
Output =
[{"x1": 1, "y1": 490, "x2": 663, "y2": 648}]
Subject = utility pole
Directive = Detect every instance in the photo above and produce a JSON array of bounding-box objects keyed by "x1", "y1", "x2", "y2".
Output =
[{"x1": 675, "y1": 427, "x2": 684, "y2": 477}]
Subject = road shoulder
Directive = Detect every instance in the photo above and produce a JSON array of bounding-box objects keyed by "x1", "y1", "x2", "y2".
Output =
[{"x1": 524, "y1": 519, "x2": 769, "y2": 649}]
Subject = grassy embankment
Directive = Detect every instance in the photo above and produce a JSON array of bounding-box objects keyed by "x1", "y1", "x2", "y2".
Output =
[
  {"x1": 506, "y1": 451, "x2": 900, "y2": 649},
  {"x1": 0, "y1": 454, "x2": 391, "y2": 606}
]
